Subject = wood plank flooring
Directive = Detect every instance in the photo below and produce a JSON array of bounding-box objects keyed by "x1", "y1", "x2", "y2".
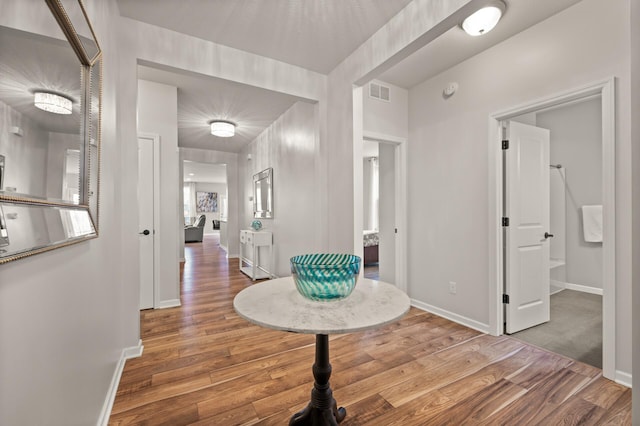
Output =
[{"x1": 109, "y1": 234, "x2": 632, "y2": 425}]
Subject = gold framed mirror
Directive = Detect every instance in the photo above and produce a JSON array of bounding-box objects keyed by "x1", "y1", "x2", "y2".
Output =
[{"x1": 0, "y1": 0, "x2": 101, "y2": 264}]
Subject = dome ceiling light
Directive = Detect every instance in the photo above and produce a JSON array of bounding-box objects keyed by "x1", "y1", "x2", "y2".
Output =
[
  {"x1": 461, "y1": 0, "x2": 506, "y2": 36},
  {"x1": 210, "y1": 120, "x2": 235, "y2": 137},
  {"x1": 33, "y1": 91, "x2": 73, "y2": 114}
]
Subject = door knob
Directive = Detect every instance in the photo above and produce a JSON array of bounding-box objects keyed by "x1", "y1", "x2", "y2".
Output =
[
  {"x1": 544, "y1": 232, "x2": 554, "y2": 239},
  {"x1": 139, "y1": 229, "x2": 150, "y2": 235}
]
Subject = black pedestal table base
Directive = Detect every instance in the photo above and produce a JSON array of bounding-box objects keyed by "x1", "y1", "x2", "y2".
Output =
[{"x1": 290, "y1": 334, "x2": 346, "y2": 425}]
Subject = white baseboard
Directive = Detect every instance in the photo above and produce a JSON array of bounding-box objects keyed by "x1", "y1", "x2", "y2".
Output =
[
  {"x1": 179, "y1": 257, "x2": 185, "y2": 263},
  {"x1": 551, "y1": 280, "x2": 603, "y2": 295},
  {"x1": 410, "y1": 299, "x2": 491, "y2": 334},
  {"x1": 156, "y1": 299, "x2": 181, "y2": 309},
  {"x1": 564, "y1": 282, "x2": 603, "y2": 295},
  {"x1": 97, "y1": 339, "x2": 143, "y2": 426},
  {"x1": 615, "y1": 370, "x2": 632, "y2": 388},
  {"x1": 227, "y1": 253, "x2": 239, "y2": 259},
  {"x1": 220, "y1": 244, "x2": 228, "y2": 253}
]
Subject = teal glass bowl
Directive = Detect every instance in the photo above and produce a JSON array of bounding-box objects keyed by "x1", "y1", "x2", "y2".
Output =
[{"x1": 290, "y1": 254, "x2": 361, "y2": 301}]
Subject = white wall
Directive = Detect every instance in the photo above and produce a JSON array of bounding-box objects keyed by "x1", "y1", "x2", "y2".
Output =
[
  {"x1": 325, "y1": 0, "x2": 471, "y2": 257},
  {"x1": 137, "y1": 80, "x2": 180, "y2": 306},
  {"x1": 537, "y1": 98, "x2": 603, "y2": 290},
  {"x1": 631, "y1": 0, "x2": 640, "y2": 415},
  {"x1": 407, "y1": 0, "x2": 632, "y2": 376},
  {"x1": 239, "y1": 101, "x2": 320, "y2": 277},
  {"x1": 194, "y1": 182, "x2": 226, "y2": 234},
  {"x1": 363, "y1": 80, "x2": 408, "y2": 139},
  {"x1": 0, "y1": 0, "x2": 141, "y2": 424}
]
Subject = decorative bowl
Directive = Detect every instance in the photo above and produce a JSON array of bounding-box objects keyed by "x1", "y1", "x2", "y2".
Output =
[
  {"x1": 251, "y1": 220, "x2": 262, "y2": 231},
  {"x1": 290, "y1": 254, "x2": 361, "y2": 301}
]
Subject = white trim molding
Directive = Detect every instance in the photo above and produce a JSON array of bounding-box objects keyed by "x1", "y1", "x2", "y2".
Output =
[
  {"x1": 156, "y1": 299, "x2": 181, "y2": 309},
  {"x1": 563, "y1": 282, "x2": 604, "y2": 296},
  {"x1": 97, "y1": 339, "x2": 144, "y2": 426},
  {"x1": 411, "y1": 298, "x2": 491, "y2": 335},
  {"x1": 615, "y1": 370, "x2": 632, "y2": 388},
  {"x1": 488, "y1": 77, "x2": 617, "y2": 380}
]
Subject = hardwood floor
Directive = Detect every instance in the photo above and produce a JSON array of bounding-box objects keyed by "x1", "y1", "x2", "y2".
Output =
[
  {"x1": 363, "y1": 264, "x2": 379, "y2": 280},
  {"x1": 109, "y1": 234, "x2": 632, "y2": 425}
]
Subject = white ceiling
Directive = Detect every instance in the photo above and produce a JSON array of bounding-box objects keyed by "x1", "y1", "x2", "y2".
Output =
[
  {"x1": 118, "y1": 0, "x2": 413, "y2": 74},
  {"x1": 184, "y1": 161, "x2": 227, "y2": 184},
  {"x1": 138, "y1": 65, "x2": 307, "y2": 153},
  {"x1": 380, "y1": 0, "x2": 582, "y2": 88},
  {"x1": 122, "y1": 0, "x2": 583, "y2": 154}
]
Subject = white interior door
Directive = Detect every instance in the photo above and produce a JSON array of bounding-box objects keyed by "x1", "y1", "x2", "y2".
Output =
[
  {"x1": 138, "y1": 137, "x2": 154, "y2": 310},
  {"x1": 504, "y1": 121, "x2": 551, "y2": 334}
]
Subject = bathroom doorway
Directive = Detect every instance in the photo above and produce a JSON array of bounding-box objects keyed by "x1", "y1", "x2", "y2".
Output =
[
  {"x1": 489, "y1": 78, "x2": 615, "y2": 378},
  {"x1": 506, "y1": 96, "x2": 604, "y2": 368}
]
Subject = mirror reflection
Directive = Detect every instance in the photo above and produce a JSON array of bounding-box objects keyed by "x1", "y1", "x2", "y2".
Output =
[
  {"x1": 0, "y1": 201, "x2": 95, "y2": 262},
  {"x1": 253, "y1": 168, "x2": 273, "y2": 219},
  {"x1": 0, "y1": 0, "x2": 102, "y2": 264},
  {"x1": 0, "y1": 20, "x2": 83, "y2": 203}
]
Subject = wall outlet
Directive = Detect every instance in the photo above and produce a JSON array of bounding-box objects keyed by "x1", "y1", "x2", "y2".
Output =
[{"x1": 449, "y1": 281, "x2": 457, "y2": 294}]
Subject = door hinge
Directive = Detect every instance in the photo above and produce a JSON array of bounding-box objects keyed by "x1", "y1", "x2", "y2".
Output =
[
  {"x1": 502, "y1": 140, "x2": 509, "y2": 150},
  {"x1": 503, "y1": 294, "x2": 510, "y2": 304},
  {"x1": 502, "y1": 217, "x2": 509, "y2": 227},
  {"x1": 395, "y1": 228, "x2": 398, "y2": 234}
]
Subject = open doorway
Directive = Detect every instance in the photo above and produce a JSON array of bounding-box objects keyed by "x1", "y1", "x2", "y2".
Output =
[
  {"x1": 505, "y1": 97, "x2": 603, "y2": 368},
  {"x1": 361, "y1": 137, "x2": 402, "y2": 286},
  {"x1": 490, "y1": 78, "x2": 615, "y2": 378},
  {"x1": 362, "y1": 140, "x2": 380, "y2": 279},
  {"x1": 182, "y1": 160, "x2": 228, "y2": 250}
]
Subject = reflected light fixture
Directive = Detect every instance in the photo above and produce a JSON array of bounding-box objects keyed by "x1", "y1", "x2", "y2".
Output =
[
  {"x1": 210, "y1": 120, "x2": 235, "y2": 137},
  {"x1": 33, "y1": 91, "x2": 73, "y2": 114},
  {"x1": 461, "y1": 0, "x2": 506, "y2": 36}
]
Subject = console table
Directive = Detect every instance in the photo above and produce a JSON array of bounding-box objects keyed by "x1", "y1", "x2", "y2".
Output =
[
  {"x1": 239, "y1": 229, "x2": 272, "y2": 280},
  {"x1": 233, "y1": 277, "x2": 410, "y2": 425}
]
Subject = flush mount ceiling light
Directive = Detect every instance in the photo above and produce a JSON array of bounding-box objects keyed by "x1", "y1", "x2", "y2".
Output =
[
  {"x1": 33, "y1": 91, "x2": 73, "y2": 114},
  {"x1": 461, "y1": 0, "x2": 506, "y2": 36},
  {"x1": 210, "y1": 120, "x2": 235, "y2": 137}
]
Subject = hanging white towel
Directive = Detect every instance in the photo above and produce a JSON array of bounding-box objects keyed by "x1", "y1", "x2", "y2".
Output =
[{"x1": 582, "y1": 205, "x2": 603, "y2": 243}]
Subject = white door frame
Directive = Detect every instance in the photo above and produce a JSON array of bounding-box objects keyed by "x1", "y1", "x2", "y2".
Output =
[
  {"x1": 138, "y1": 132, "x2": 161, "y2": 309},
  {"x1": 488, "y1": 77, "x2": 616, "y2": 379}
]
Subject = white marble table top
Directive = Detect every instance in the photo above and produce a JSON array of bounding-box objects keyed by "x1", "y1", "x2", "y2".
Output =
[{"x1": 233, "y1": 277, "x2": 410, "y2": 334}]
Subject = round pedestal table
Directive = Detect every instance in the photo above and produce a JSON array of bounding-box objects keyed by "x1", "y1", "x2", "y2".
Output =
[{"x1": 233, "y1": 277, "x2": 410, "y2": 425}]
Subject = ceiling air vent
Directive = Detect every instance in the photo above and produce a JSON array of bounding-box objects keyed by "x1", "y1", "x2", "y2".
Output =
[{"x1": 369, "y1": 82, "x2": 390, "y2": 102}]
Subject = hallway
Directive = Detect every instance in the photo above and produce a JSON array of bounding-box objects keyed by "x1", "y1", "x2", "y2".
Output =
[{"x1": 109, "y1": 235, "x2": 631, "y2": 425}]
